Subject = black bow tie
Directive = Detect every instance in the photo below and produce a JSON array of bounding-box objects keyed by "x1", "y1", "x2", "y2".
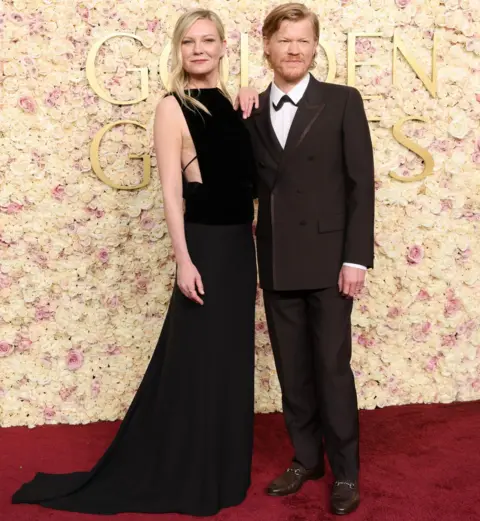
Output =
[{"x1": 272, "y1": 95, "x2": 297, "y2": 111}]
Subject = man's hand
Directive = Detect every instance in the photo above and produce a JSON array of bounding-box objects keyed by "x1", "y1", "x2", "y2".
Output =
[
  {"x1": 233, "y1": 87, "x2": 259, "y2": 119},
  {"x1": 338, "y1": 265, "x2": 366, "y2": 298}
]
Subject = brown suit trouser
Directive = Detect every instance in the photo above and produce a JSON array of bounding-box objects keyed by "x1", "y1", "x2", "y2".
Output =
[{"x1": 263, "y1": 286, "x2": 359, "y2": 480}]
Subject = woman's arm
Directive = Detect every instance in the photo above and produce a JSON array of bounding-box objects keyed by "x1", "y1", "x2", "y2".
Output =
[{"x1": 154, "y1": 96, "x2": 204, "y2": 304}]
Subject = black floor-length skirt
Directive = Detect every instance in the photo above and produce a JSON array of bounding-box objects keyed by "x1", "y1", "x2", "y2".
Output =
[{"x1": 12, "y1": 222, "x2": 257, "y2": 516}]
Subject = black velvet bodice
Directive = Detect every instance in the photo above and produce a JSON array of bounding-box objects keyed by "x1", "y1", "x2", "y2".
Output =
[{"x1": 172, "y1": 89, "x2": 255, "y2": 225}]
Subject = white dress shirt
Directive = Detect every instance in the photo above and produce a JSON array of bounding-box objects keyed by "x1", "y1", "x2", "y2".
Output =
[{"x1": 269, "y1": 74, "x2": 366, "y2": 271}]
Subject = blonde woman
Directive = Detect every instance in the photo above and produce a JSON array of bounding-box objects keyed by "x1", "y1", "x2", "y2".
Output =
[{"x1": 12, "y1": 9, "x2": 257, "y2": 516}]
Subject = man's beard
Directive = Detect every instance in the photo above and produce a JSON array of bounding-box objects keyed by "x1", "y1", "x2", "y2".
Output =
[{"x1": 280, "y1": 65, "x2": 308, "y2": 81}]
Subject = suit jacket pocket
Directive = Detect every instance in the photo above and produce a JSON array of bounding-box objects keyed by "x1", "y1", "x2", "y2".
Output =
[{"x1": 318, "y1": 212, "x2": 345, "y2": 233}]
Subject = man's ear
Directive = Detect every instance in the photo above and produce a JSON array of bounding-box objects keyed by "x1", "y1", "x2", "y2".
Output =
[{"x1": 263, "y1": 36, "x2": 270, "y2": 56}]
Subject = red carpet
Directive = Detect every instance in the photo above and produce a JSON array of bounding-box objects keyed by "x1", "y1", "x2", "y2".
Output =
[{"x1": 1, "y1": 401, "x2": 479, "y2": 521}]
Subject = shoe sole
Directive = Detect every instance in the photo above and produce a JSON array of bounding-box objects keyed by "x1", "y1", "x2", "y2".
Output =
[{"x1": 266, "y1": 471, "x2": 325, "y2": 497}]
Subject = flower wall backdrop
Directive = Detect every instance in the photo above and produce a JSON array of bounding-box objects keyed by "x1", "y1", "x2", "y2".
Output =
[{"x1": 0, "y1": 0, "x2": 479, "y2": 427}]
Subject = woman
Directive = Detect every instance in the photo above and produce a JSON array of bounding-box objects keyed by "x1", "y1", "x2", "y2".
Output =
[{"x1": 12, "y1": 9, "x2": 258, "y2": 516}]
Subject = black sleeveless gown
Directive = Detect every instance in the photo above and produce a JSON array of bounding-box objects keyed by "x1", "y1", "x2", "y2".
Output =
[{"x1": 12, "y1": 88, "x2": 257, "y2": 516}]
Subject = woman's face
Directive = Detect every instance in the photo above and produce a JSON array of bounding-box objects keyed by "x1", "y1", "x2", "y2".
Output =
[{"x1": 181, "y1": 19, "x2": 225, "y2": 79}]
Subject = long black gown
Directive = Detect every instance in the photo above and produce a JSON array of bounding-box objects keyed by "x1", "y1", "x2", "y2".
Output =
[{"x1": 12, "y1": 88, "x2": 258, "y2": 516}]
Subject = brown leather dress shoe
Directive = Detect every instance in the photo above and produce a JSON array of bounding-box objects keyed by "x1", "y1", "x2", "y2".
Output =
[
  {"x1": 330, "y1": 480, "x2": 360, "y2": 515},
  {"x1": 266, "y1": 461, "x2": 325, "y2": 496}
]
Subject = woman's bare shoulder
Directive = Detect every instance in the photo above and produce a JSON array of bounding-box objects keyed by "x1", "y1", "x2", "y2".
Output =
[{"x1": 155, "y1": 93, "x2": 183, "y2": 120}]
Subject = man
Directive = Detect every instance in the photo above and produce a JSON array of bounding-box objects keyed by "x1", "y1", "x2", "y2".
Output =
[{"x1": 238, "y1": 3, "x2": 375, "y2": 515}]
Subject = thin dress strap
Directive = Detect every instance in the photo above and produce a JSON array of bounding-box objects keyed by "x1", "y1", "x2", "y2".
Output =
[{"x1": 181, "y1": 155, "x2": 198, "y2": 175}]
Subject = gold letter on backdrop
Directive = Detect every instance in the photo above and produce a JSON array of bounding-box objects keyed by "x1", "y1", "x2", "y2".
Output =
[
  {"x1": 90, "y1": 120, "x2": 151, "y2": 190},
  {"x1": 86, "y1": 33, "x2": 149, "y2": 105},
  {"x1": 393, "y1": 31, "x2": 437, "y2": 97},
  {"x1": 389, "y1": 116, "x2": 434, "y2": 182},
  {"x1": 318, "y1": 39, "x2": 336, "y2": 83}
]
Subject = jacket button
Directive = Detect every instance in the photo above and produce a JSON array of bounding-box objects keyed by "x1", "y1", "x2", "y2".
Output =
[
  {"x1": 299, "y1": 220, "x2": 306, "y2": 225},
  {"x1": 308, "y1": 156, "x2": 314, "y2": 161},
  {"x1": 296, "y1": 188, "x2": 302, "y2": 194}
]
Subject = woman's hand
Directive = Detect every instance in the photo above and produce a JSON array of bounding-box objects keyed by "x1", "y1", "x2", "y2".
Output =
[
  {"x1": 177, "y1": 260, "x2": 204, "y2": 305},
  {"x1": 233, "y1": 87, "x2": 259, "y2": 119}
]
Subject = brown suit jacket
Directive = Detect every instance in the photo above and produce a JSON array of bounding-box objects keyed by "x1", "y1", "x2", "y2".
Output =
[{"x1": 245, "y1": 75, "x2": 375, "y2": 291}]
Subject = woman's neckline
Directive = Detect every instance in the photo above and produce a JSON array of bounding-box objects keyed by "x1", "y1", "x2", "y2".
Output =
[{"x1": 186, "y1": 87, "x2": 220, "y2": 91}]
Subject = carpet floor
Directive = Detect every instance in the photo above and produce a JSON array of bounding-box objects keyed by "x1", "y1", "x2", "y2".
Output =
[{"x1": 1, "y1": 401, "x2": 479, "y2": 521}]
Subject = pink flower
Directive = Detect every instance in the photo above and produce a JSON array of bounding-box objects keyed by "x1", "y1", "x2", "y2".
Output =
[
  {"x1": 18, "y1": 96, "x2": 37, "y2": 113},
  {"x1": 147, "y1": 19, "x2": 159, "y2": 32},
  {"x1": 387, "y1": 306, "x2": 401, "y2": 318},
  {"x1": 43, "y1": 406, "x2": 56, "y2": 420},
  {"x1": 105, "y1": 295, "x2": 119, "y2": 309},
  {"x1": 16, "y1": 336, "x2": 32, "y2": 352},
  {"x1": 0, "y1": 341, "x2": 14, "y2": 357},
  {"x1": 9, "y1": 12, "x2": 24, "y2": 23},
  {"x1": 41, "y1": 353, "x2": 52, "y2": 368},
  {"x1": 0, "y1": 273, "x2": 12, "y2": 289},
  {"x1": 83, "y1": 91, "x2": 96, "y2": 107},
  {"x1": 412, "y1": 322, "x2": 431, "y2": 342},
  {"x1": 59, "y1": 386, "x2": 77, "y2": 401},
  {"x1": 0, "y1": 202, "x2": 23, "y2": 214},
  {"x1": 444, "y1": 298, "x2": 462, "y2": 317},
  {"x1": 91, "y1": 380, "x2": 101, "y2": 398},
  {"x1": 357, "y1": 334, "x2": 375, "y2": 347},
  {"x1": 98, "y1": 248, "x2": 109, "y2": 263},
  {"x1": 52, "y1": 185, "x2": 66, "y2": 200},
  {"x1": 45, "y1": 88, "x2": 62, "y2": 108},
  {"x1": 476, "y1": 94, "x2": 480, "y2": 103},
  {"x1": 35, "y1": 305, "x2": 54, "y2": 321},
  {"x1": 446, "y1": 288, "x2": 455, "y2": 300},
  {"x1": 85, "y1": 207, "x2": 105, "y2": 218},
  {"x1": 472, "y1": 146, "x2": 480, "y2": 164},
  {"x1": 34, "y1": 253, "x2": 48, "y2": 267},
  {"x1": 407, "y1": 245, "x2": 424, "y2": 264},
  {"x1": 136, "y1": 277, "x2": 148, "y2": 293},
  {"x1": 255, "y1": 321, "x2": 266, "y2": 332},
  {"x1": 66, "y1": 349, "x2": 84, "y2": 371},
  {"x1": 140, "y1": 215, "x2": 155, "y2": 230},
  {"x1": 106, "y1": 344, "x2": 121, "y2": 355},
  {"x1": 395, "y1": 0, "x2": 410, "y2": 7},
  {"x1": 441, "y1": 334, "x2": 457, "y2": 347},
  {"x1": 456, "y1": 320, "x2": 476, "y2": 338},
  {"x1": 440, "y1": 199, "x2": 453, "y2": 211},
  {"x1": 456, "y1": 247, "x2": 472, "y2": 262},
  {"x1": 426, "y1": 356, "x2": 439, "y2": 372},
  {"x1": 355, "y1": 38, "x2": 375, "y2": 55},
  {"x1": 76, "y1": 5, "x2": 89, "y2": 20},
  {"x1": 416, "y1": 289, "x2": 431, "y2": 301}
]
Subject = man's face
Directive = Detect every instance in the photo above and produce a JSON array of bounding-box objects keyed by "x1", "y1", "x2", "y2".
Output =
[{"x1": 264, "y1": 18, "x2": 317, "y2": 83}]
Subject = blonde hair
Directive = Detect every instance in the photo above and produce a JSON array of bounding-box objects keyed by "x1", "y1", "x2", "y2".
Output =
[
  {"x1": 262, "y1": 3, "x2": 320, "y2": 69},
  {"x1": 168, "y1": 9, "x2": 229, "y2": 113}
]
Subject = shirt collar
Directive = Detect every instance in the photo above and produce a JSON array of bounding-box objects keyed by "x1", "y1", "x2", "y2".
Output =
[{"x1": 270, "y1": 74, "x2": 310, "y2": 106}]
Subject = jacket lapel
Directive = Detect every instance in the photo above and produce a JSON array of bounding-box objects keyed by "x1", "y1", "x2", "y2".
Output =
[
  {"x1": 253, "y1": 86, "x2": 283, "y2": 164},
  {"x1": 282, "y1": 76, "x2": 326, "y2": 161},
  {"x1": 252, "y1": 76, "x2": 326, "y2": 190}
]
